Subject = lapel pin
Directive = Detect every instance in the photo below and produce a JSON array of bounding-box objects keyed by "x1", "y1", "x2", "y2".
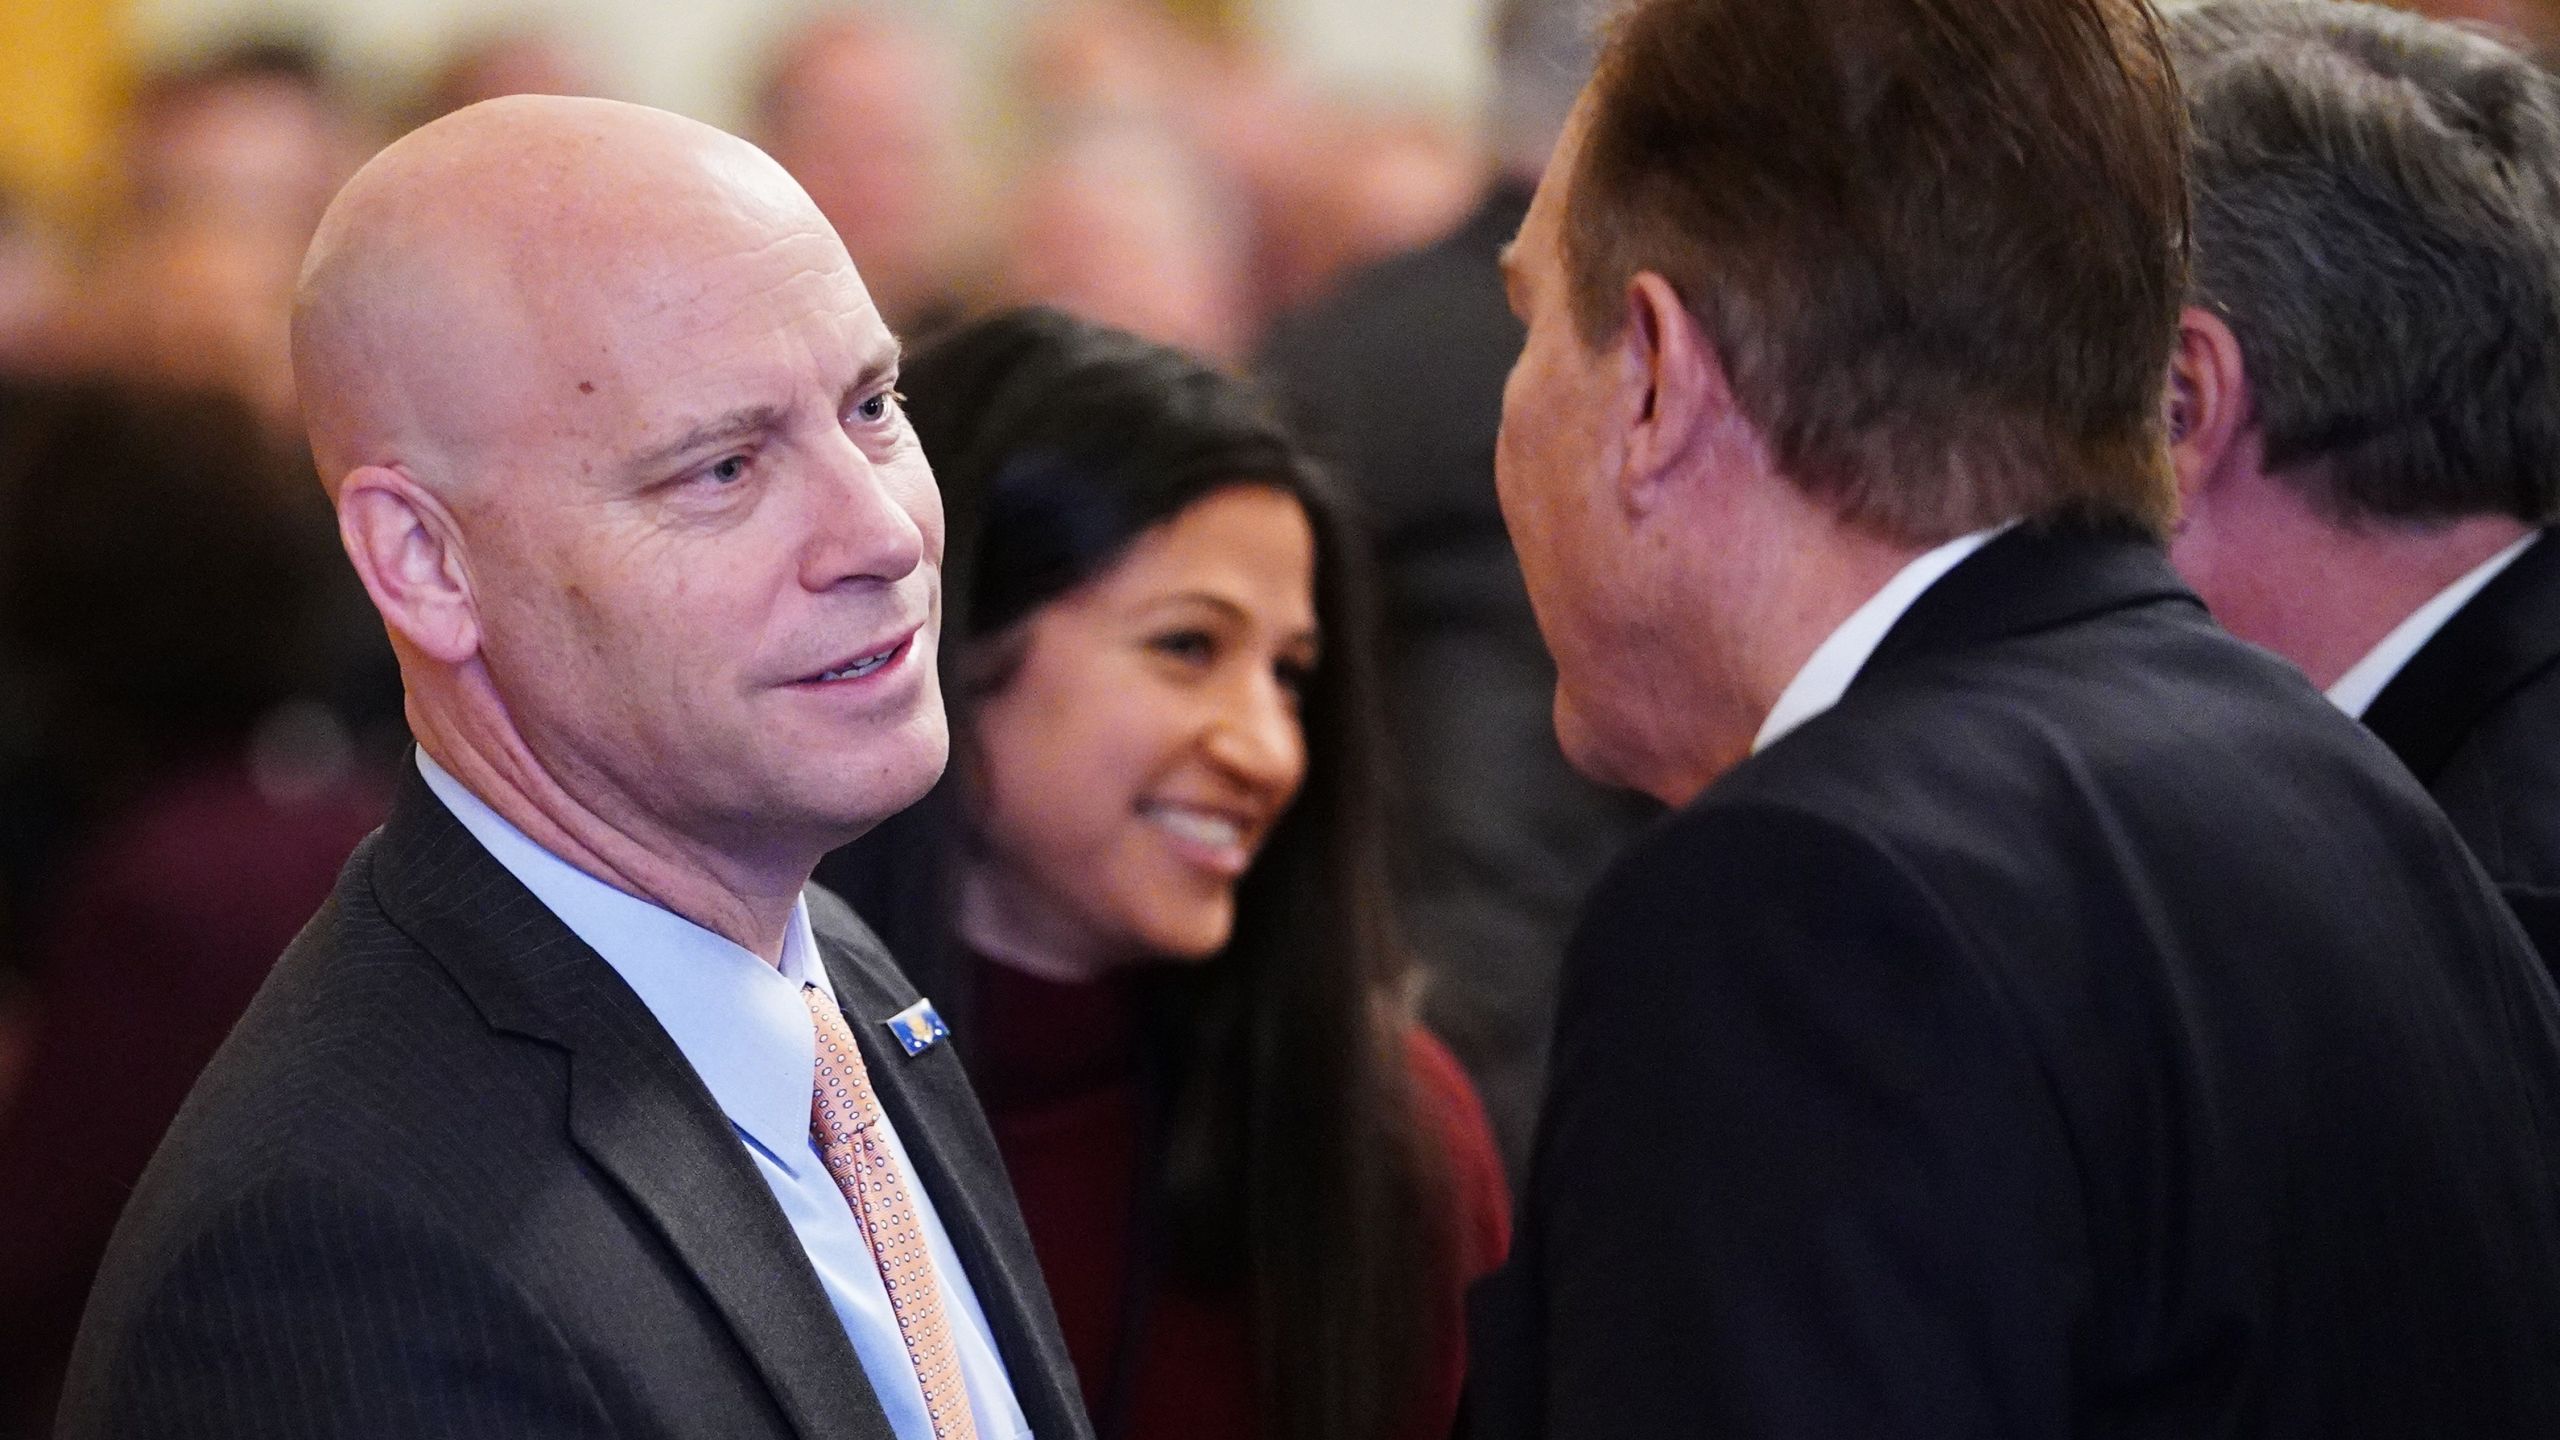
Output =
[{"x1": 884, "y1": 998, "x2": 949, "y2": 1058}]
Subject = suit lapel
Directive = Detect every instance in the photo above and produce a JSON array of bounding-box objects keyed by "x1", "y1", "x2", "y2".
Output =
[
  {"x1": 561, "y1": 1019, "x2": 895, "y2": 1440},
  {"x1": 2362, "y1": 529, "x2": 2560, "y2": 783},
  {"x1": 368, "y1": 765, "x2": 892, "y2": 1440},
  {"x1": 814, "y1": 916, "x2": 1090, "y2": 1440}
]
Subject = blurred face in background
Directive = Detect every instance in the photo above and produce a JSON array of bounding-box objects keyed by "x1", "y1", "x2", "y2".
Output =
[
  {"x1": 759, "y1": 18, "x2": 974, "y2": 334},
  {"x1": 74, "y1": 60, "x2": 365, "y2": 432},
  {"x1": 0, "y1": 210, "x2": 67, "y2": 374},
  {"x1": 1004, "y1": 126, "x2": 1252, "y2": 362},
  {"x1": 963, "y1": 484, "x2": 1317, "y2": 981},
  {"x1": 129, "y1": 68, "x2": 361, "y2": 236}
]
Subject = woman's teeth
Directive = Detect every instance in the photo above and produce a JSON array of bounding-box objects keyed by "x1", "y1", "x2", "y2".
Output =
[{"x1": 1145, "y1": 805, "x2": 1244, "y2": 849}]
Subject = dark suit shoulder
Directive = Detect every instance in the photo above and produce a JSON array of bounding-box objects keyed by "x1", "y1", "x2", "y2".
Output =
[
  {"x1": 80, "y1": 835, "x2": 601, "y2": 1319},
  {"x1": 68, "y1": 819, "x2": 847, "y2": 1440},
  {"x1": 148, "y1": 834, "x2": 565, "y2": 1189},
  {"x1": 2430, "y1": 660, "x2": 2560, "y2": 879},
  {"x1": 2363, "y1": 532, "x2": 2560, "y2": 958},
  {"x1": 1720, "y1": 595, "x2": 2475, "y2": 947},
  {"x1": 61, "y1": 1158, "x2": 616, "y2": 1440}
]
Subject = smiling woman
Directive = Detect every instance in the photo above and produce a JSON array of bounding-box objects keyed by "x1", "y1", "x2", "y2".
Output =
[{"x1": 816, "y1": 307, "x2": 1508, "y2": 1440}]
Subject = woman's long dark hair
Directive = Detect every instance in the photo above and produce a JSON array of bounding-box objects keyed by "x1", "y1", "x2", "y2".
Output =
[{"x1": 818, "y1": 307, "x2": 1449, "y2": 1440}]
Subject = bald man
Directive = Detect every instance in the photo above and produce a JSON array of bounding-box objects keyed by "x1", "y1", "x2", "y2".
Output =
[{"x1": 55, "y1": 98, "x2": 1089, "y2": 1440}]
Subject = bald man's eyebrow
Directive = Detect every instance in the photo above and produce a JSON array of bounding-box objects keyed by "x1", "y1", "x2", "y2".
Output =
[
  {"x1": 628, "y1": 404, "x2": 785, "y2": 476},
  {"x1": 854, "y1": 340, "x2": 904, "y2": 391},
  {"x1": 844, "y1": 340, "x2": 906, "y2": 399}
]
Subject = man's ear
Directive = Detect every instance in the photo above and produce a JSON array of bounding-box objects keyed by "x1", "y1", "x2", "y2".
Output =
[
  {"x1": 2170, "y1": 304, "x2": 2251, "y2": 511},
  {"x1": 1616, "y1": 271, "x2": 1724, "y2": 513},
  {"x1": 335, "y1": 464, "x2": 481, "y2": 665}
]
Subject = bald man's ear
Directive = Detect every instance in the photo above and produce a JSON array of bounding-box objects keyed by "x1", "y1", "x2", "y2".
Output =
[
  {"x1": 1616, "y1": 270, "x2": 1721, "y2": 514},
  {"x1": 336, "y1": 465, "x2": 481, "y2": 666},
  {"x1": 2170, "y1": 305, "x2": 2252, "y2": 513}
]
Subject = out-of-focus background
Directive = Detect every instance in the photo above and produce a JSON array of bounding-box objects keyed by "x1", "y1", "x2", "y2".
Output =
[
  {"x1": 0, "y1": 0, "x2": 1506, "y2": 376},
  {"x1": 0, "y1": 0, "x2": 2551, "y2": 1431}
]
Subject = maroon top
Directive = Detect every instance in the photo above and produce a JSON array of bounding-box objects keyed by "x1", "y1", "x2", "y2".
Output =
[
  {"x1": 0, "y1": 758, "x2": 385, "y2": 1433},
  {"x1": 974, "y1": 962, "x2": 1511, "y2": 1440}
]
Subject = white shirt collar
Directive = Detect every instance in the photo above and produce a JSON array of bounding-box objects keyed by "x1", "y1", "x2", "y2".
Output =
[
  {"x1": 2326, "y1": 531, "x2": 2540, "y2": 720},
  {"x1": 1753, "y1": 524, "x2": 2011, "y2": 754},
  {"x1": 414, "y1": 751, "x2": 831, "y2": 1175}
]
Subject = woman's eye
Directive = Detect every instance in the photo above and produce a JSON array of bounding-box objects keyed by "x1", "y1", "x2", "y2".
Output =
[
  {"x1": 1150, "y1": 630, "x2": 1216, "y2": 663},
  {"x1": 1276, "y1": 657, "x2": 1314, "y2": 701}
]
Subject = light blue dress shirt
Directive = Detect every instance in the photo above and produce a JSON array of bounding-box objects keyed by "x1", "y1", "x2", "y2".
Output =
[{"x1": 417, "y1": 753, "x2": 1031, "y2": 1440}]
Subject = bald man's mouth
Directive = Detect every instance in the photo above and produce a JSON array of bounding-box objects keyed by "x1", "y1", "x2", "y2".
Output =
[{"x1": 787, "y1": 625, "x2": 922, "y2": 690}]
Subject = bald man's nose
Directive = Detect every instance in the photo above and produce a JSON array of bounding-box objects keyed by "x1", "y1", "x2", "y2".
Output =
[{"x1": 800, "y1": 434, "x2": 926, "y2": 590}]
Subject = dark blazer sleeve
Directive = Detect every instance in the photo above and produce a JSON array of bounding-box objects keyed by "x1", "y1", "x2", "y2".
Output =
[
  {"x1": 1511, "y1": 801, "x2": 2080, "y2": 1439},
  {"x1": 61, "y1": 1167, "x2": 618, "y2": 1440}
]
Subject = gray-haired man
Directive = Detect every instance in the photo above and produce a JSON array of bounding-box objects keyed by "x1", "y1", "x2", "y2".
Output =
[{"x1": 2166, "y1": 0, "x2": 2560, "y2": 969}]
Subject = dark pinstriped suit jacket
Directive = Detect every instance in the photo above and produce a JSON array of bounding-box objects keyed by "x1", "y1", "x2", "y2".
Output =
[{"x1": 54, "y1": 763, "x2": 1093, "y2": 1440}]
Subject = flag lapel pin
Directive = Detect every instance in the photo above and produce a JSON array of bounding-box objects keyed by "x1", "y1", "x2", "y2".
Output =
[{"x1": 884, "y1": 998, "x2": 950, "y2": 1057}]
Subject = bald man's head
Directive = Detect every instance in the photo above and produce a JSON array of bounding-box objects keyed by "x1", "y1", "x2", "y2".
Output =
[
  {"x1": 293, "y1": 95, "x2": 838, "y2": 492},
  {"x1": 298, "y1": 94, "x2": 949, "y2": 898}
]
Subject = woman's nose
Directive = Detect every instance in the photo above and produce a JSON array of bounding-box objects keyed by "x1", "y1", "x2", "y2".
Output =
[{"x1": 1202, "y1": 669, "x2": 1306, "y2": 795}]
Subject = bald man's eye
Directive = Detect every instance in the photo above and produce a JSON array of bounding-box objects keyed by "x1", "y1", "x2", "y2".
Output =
[
  {"x1": 706, "y1": 455, "x2": 750, "y2": 485},
  {"x1": 850, "y1": 389, "x2": 903, "y2": 428}
]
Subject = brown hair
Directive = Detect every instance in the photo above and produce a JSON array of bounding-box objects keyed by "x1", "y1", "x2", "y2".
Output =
[{"x1": 1562, "y1": 0, "x2": 2190, "y2": 543}]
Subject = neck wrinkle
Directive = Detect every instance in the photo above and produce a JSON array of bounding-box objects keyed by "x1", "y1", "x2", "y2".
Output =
[{"x1": 407, "y1": 681, "x2": 803, "y2": 964}]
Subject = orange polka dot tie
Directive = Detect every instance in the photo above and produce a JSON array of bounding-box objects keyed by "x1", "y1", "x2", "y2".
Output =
[{"x1": 802, "y1": 985, "x2": 982, "y2": 1440}]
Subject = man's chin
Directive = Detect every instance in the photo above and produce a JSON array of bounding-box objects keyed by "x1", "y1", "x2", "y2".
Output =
[
  {"x1": 804, "y1": 719, "x2": 951, "y2": 839},
  {"x1": 1553, "y1": 691, "x2": 1636, "y2": 795}
]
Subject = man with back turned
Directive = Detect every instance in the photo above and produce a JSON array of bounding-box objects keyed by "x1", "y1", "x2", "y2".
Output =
[{"x1": 1468, "y1": 0, "x2": 2560, "y2": 1435}]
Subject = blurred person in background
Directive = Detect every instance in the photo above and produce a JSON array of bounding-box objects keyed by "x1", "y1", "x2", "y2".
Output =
[
  {"x1": 66, "y1": 39, "x2": 371, "y2": 436},
  {"x1": 1014, "y1": 1, "x2": 1477, "y2": 344},
  {"x1": 1202, "y1": 75, "x2": 1478, "y2": 322},
  {"x1": 818, "y1": 308, "x2": 1509, "y2": 1440},
  {"x1": 1002, "y1": 122, "x2": 1254, "y2": 363},
  {"x1": 0, "y1": 378, "x2": 386, "y2": 1438},
  {"x1": 416, "y1": 27, "x2": 605, "y2": 121},
  {"x1": 757, "y1": 11, "x2": 985, "y2": 342},
  {"x1": 0, "y1": 194, "x2": 68, "y2": 377},
  {"x1": 1019, "y1": 0, "x2": 1200, "y2": 122},
  {"x1": 120, "y1": 37, "x2": 362, "y2": 236},
  {"x1": 1251, "y1": 106, "x2": 1480, "y2": 318},
  {"x1": 1260, "y1": 0, "x2": 1649, "y2": 1180},
  {"x1": 2164, "y1": 0, "x2": 2560, "y2": 969}
]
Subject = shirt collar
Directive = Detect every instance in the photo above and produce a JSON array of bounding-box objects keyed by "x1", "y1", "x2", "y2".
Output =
[
  {"x1": 2327, "y1": 531, "x2": 2542, "y2": 720},
  {"x1": 1754, "y1": 523, "x2": 2012, "y2": 754},
  {"x1": 414, "y1": 751, "x2": 830, "y2": 1174}
]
